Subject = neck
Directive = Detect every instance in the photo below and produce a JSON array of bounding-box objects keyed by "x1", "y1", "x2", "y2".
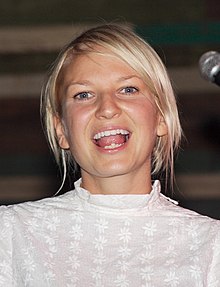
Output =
[{"x1": 80, "y1": 170, "x2": 152, "y2": 195}]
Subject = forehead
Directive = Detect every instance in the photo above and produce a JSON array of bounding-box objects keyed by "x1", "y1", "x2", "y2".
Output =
[{"x1": 60, "y1": 50, "x2": 141, "y2": 85}]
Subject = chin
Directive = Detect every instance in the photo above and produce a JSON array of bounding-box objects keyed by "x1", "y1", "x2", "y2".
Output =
[{"x1": 95, "y1": 164, "x2": 132, "y2": 178}]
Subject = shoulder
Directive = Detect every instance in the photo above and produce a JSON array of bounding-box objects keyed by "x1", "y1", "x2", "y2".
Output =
[
  {"x1": 151, "y1": 181, "x2": 219, "y2": 222},
  {"x1": 155, "y1": 193, "x2": 220, "y2": 256},
  {"x1": 156, "y1": 192, "x2": 220, "y2": 228},
  {"x1": 0, "y1": 189, "x2": 77, "y2": 222},
  {"x1": 0, "y1": 191, "x2": 70, "y2": 285}
]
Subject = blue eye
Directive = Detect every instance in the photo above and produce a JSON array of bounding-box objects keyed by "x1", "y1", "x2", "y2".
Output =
[
  {"x1": 122, "y1": 87, "x2": 138, "y2": 94},
  {"x1": 74, "y1": 92, "x2": 93, "y2": 100}
]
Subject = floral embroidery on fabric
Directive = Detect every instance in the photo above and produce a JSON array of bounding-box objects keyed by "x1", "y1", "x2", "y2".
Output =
[{"x1": 0, "y1": 180, "x2": 219, "y2": 286}]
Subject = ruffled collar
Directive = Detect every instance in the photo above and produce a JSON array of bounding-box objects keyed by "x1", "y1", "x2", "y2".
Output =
[{"x1": 74, "y1": 178, "x2": 161, "y2": 210}]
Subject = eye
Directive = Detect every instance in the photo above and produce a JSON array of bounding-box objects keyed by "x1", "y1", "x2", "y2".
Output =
[
  {"x1": 74, "y1": 91, "x2": 94, "y2": 101},
  {"x1": 121, "y1": 86, "x2": 138, "y2": 95}
]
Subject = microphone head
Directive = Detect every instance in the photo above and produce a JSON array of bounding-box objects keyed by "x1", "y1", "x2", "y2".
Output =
[{"x1": 199, "y1": 51, "x2": 220, "y2": 83}]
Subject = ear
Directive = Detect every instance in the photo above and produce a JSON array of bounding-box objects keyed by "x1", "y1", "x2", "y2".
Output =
[
  {"x1": 53, "y1": 116, "x2": 70, "y2": 149},
  {"x1": 156, "y1": 115, "x2": 168, "y2": 137}
]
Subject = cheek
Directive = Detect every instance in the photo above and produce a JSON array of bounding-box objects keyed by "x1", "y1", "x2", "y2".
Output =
[
  {"x1": 64, "y1": 105, "x2": 93, "y2": 143},
  {"x1": 130, "y1": 102, "x2": 158, "y2": 128}
]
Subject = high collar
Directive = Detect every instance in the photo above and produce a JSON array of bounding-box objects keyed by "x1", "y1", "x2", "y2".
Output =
[{"x1": 74, "y1": 178, "x2": 161, "y2": 210}]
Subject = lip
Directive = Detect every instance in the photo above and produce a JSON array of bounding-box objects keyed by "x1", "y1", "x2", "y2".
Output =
[
  {"x1": 92, "y1": 126, "x2": 131, "y2": 139},
  {"x1": 93, "y1": 129, "x2": 130, "y2": 140},
  {"x1": 92, "y1": 126, "x2": 132, "y2": 153},
  {"x1": 94, "y1": 139, "x2": 130, "y2": 153}
]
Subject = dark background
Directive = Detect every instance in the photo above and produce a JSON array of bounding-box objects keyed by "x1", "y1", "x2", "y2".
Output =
[{"x1": 0, "y1": 0, "x2": 220, "y2": 219}]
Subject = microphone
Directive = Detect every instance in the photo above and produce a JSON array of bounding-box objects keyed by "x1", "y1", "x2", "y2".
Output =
[{"x1": 199, "y1": 51, "x2": 220, "y2": 86}]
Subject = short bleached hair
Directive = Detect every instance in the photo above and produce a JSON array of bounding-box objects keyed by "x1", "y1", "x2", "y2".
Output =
[{"x1": 41, "y1": 23, "x2": 182, "y2": 188}]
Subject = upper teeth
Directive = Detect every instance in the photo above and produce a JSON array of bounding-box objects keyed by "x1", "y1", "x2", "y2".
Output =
[{"x1": 93, "y1": 129, "x2": 129, "y2": 140}]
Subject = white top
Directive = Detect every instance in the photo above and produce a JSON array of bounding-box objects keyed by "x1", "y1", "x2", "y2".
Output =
[{"x1": 0, "y1": 179, "x2": 219, "y2": 287}]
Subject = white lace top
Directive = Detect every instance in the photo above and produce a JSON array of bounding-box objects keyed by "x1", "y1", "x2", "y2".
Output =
[{"x1": 0, "y1": 179, "x2": 219, "y2": 287}]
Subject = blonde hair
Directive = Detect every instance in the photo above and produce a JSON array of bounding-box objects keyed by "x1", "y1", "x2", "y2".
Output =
[{"x1": 41, "y1": 23, "x2": 182, "y2": 189}]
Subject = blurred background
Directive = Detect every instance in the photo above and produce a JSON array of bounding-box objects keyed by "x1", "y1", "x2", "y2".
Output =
[{"x1": 0, "y1": 0, "x2": 220, "y2": 219}]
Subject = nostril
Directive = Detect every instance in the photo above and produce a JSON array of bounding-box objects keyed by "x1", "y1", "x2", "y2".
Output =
[{"x1": 95, "y1": 96, "x2": 121, "y2": 119}]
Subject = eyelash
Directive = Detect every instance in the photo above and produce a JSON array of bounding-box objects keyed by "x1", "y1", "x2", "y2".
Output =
[
  {"x1": 73, "y1": 86, "x2": 139, "y2": 101},
  {"x1": 73, "y1": 91, "x2": 93, "y2": 101},
  {"x1": 121, "y1": 86, "x2": 139, "y2": 94}
]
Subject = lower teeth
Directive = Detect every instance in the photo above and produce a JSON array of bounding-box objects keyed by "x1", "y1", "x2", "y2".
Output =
[{"x1": 104, "y1": 143, "x2": 123, "y2": 149}]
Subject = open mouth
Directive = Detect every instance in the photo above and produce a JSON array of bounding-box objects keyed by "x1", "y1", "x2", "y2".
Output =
[{"x1": 93, "y1": 129, "x2": 130, "y2": 150}]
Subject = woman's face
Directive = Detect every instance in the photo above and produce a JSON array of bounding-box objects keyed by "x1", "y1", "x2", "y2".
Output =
[{"x1": 55, "y1": 50, "x2": 167, "y2": 181}]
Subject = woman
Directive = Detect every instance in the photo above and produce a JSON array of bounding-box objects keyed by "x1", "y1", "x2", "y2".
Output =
[{"x1": 0, "y1": 23, "x2": 219, "y2": 287}]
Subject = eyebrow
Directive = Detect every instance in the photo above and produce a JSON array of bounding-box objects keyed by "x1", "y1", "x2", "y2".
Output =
[
  {"x1": 66, "y1": 80, "x2": 91, "y2": 88},
  {"x1": 116, "y1": 75, "x2": 142, "y2": 82},
  {"x1": 65, "y1": 80, "x2": 91, "y2": 94},
  {"x1": 65, "y1": 75, "x2": 142, "y2": 93}
]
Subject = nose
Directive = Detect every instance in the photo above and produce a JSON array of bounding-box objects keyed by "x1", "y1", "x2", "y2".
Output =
[{"x1": 95, "y1": 94, "x2": 121, "y2": 120}]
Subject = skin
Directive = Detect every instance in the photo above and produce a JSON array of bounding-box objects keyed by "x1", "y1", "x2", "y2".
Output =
[{"x1": 54, "y1": 50, "x2": 167, "y2": 195}]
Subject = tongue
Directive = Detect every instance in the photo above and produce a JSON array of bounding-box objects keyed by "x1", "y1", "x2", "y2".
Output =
[{"x1": 96, "y1": 135, "x2": 126, "y2": 148}]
